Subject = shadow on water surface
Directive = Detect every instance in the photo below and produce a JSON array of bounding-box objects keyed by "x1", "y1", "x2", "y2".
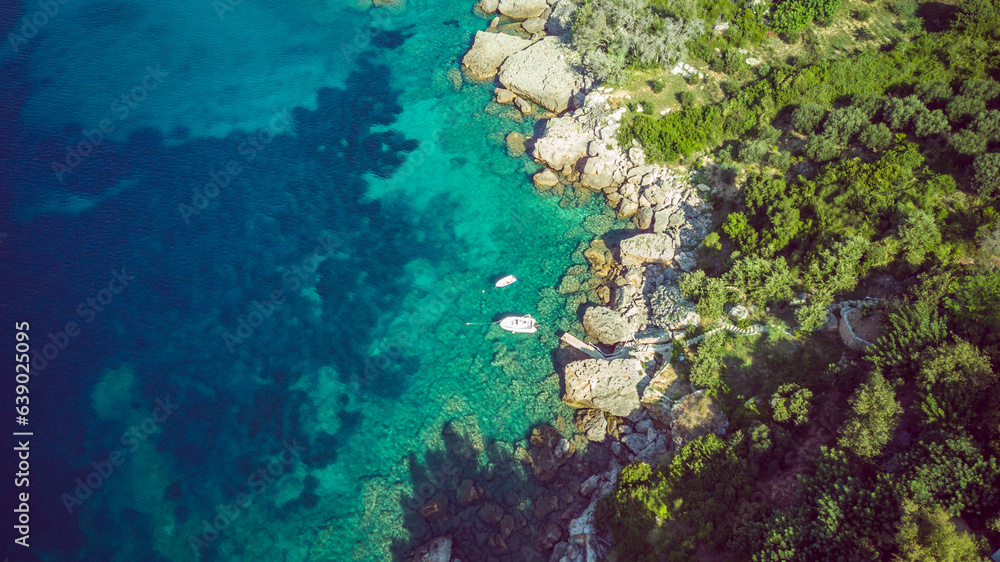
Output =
[{"x1": 390, "y1": 416, "x2": 615, "y2": 562}]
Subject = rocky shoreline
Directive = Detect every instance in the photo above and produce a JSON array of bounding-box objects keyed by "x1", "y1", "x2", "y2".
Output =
[{"x1": 411, "y1": 9, "x2": 729, "y2": 562}]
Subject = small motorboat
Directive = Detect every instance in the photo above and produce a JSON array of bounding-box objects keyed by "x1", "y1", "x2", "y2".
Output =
[
  {"x1": 499, "y1": 314, "x2": 537, "y2": 334},
  {"x1": 494, "y1": 275, "x2": 517, "y2": 288}
]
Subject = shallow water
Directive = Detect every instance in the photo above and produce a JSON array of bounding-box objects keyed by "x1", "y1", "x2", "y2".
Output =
[{"x1": 1, "y1": 0, "x2": 614, "y2": 559}]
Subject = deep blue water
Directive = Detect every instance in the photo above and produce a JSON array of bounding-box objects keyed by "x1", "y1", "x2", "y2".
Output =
[{"x1": 0, "y1": 0, "x2": 614, "y2": 559}]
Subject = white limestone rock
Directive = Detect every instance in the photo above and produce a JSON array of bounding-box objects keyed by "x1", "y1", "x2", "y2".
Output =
[{"x1": 462, "y1": 31, "x2": 534, "y2": 82}]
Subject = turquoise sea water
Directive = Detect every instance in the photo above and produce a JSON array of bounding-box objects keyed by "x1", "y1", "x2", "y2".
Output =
[{"x1": 1, "y1": 0, "x2": 616, "y2": 559}]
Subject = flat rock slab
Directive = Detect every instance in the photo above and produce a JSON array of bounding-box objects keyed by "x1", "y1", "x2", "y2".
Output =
[
  {"x1": 462, "y1": 31, "x2": 534, "y2": 82},
  {"x1": 498, "y1": 0, "x2": 548, "y2": 18},
  {"x1": 498, "y1": 36, "x2": 585, "y2": 113},
  {"x1": 620, "y1": 233, "x2": 676, "y2": 264},
  {"x1": 562, "y1": 358, "x2": 646, "y2": 417}
]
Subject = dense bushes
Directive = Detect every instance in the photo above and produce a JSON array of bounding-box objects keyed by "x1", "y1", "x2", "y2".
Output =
[
  {"x1": 572, "y1": 0, "x2": 703, "y2": 81},
  {"x1": 618, "y1": 106, "x2": 723, "y2": 161}
]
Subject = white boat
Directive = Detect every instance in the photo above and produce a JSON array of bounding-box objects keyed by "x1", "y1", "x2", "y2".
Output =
[
  {"x1": 499, "y1": 315, "x2": 537, "y2": 334},
  {"x1": 494, "y1": 275, "x2": 517, "y2": 288}
]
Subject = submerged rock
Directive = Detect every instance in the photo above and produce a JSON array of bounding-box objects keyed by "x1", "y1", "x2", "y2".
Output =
[
  {"x1": 498, "y1": 37, "x2": 586, "y2": 113},
  {"x1": 462, "y1": 31, "x2": 534, "y2": 81},
  {"x1": 411, "y1": 536, "x2": 452, "y2": 562},
  {"x1": 529, "y1": 425, "x2": 574, "y2": 483},
  {"x1": 562, "y1": 358, "x2": 646, "y2": 417},
  {"x1": 505, "y1": 131, "x2": 526, "y2": 157},
  {"x1": 582, "y1": 306, "x2": 630, "y2": 345}
]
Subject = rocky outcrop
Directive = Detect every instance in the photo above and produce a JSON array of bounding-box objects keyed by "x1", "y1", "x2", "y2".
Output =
[
  {"x1": 498, "y1": 0, "x2": 547, "y2": 18},
  {"x1": 620, "y1": 233, "x2": 676, "y2": 264},
  {"x1": 528, "y1": 425, "x2": 574, "y2": 483},
  {"x1": 562, "y1": 358, "x2": 646, "y2": 417},
  {"x1": 574, "y1": 409, "x2": 607, "y2": 442},
  {"x1": 462, "y1": 31, "x2": 534, "y2": 81},
  {"x1": 545, "y1": 0, "x2": 576, "y2": 35},
  {"x1": 498, "y1": 37, "x2": 587, "y2": 113},
  {"x1": 582, "y1": 306, "x2": 630, "y2": 345},
  {"x1": 669, "y1": 390, "x2": 728, "y2": 447},
  {"x1": 648, "y1": 285, "x2": 698, "y2": 330},
  {"x1": 531, "y1": 115, "x2": 590, "y2": 170},
  {"x1": 640, "y1": 363, "x2": 691, "y2": 424}
]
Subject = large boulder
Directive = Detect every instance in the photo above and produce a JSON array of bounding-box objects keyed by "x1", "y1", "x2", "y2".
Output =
[
  {"x1": 532, "y1": 167, "x2": 560, "y2": 189},
  {"x1": 498, "y1": 37, "x2": 586, "y2": 113},
  {"x1": 562, "y1": 358, "x2": 646, "y2": 417},
  {"x1": 583, "y1": 306, "x2": 630, "y2": 345},
  {"x1": 498, "y1": 0, "x2": 547, "y2": 18},
  {"x1": 574, "y1": 408, "x2": 607, "y2": 442},
  {"x1": 462, "y1": 31, "x2": 534, "y2": 81},
  {"x1": 532, "y1": 115, "x2": 590, "y2": 170},
  {"x1": 411, "y1": 536, "x2": 452, "y2": 562},
  {"x1": 619, "y1": 233, "x2": 676, "y2": 264}
]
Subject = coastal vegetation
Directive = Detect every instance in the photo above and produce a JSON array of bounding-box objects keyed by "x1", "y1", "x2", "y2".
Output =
[{"x1": 583, "y1": 0, "x2": 1000, "y2": 558}]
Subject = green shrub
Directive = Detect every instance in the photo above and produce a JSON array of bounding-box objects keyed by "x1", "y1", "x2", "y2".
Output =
[
  {"x1": 913, "y1": 108, "x2": 950, "y2": 137},
  {"x1": 768, "y1": 150, "x2": 792, "y2": 171},
  {"x1": 884, "y1": 95, "x2": 926, "y2": 130},
  {"x1": 805, "y1": 133, "x2": 839, "y2": 161},
  {"x1": 678, "y1": 90, "x2": 698, "y2": 107},
  {"x1": 949, "y1": 129, "x2": 987, "y2": 156},
  {"x1": 702, "y1": 231, "x2": 723, "y2": 252},
  {"x1": 838, "y1": 372, "x2": 902, "y2": 459},
  {"x1": 712, "y1": 48, "x2": 748, "y2": 75},
  {"x1": 898, "y1": 209, "x2": 942, "y2": 263},
  {"x1": 972, "y1": 110, "x2": 1000, "y2": 142},
  {"x1": 650, "y1": 77, "x2": 666, "y2": 93},
  {"x1": 739, "y1": 140, "x2": 770, "y2": 164},
  {"x1": 890, "y1": 0, "x2": 917, "y2": 17},
  {"x1": 960, "y1": 78, "x2": 1000, "y2": 101},
  {"x1": 770, "y1": 1, "x2": 813, "y2": 34},
  {"x1": 954, "y1": 0, "x2": 1000, "y2": 41},
  {"x1": 792, "y1": 103, "x2": 826, "y2": 133},
  {"x1": 914, "y1": 81, "x2": 953, "y2": 103},
  {"x1": 758, "y1": 125, "x2": 782, "y2": 144},
  {"x1": 853, "y1": 7, "x2": 870, "y2": 21},
  {"x1": 973, "y1": 153, "x2": 1000, "y2": 198},
  {"x1": 823, "y1": 107, "x2": 869, "y2": 144},
  {"x1": 946, "y1": 96, "x2": 986, "y2": 124},
  {"x1": 852, "y1": 93, "x2": 885, "y2": 119},
  {"x1": 619, "y1": 106, "x2": 724, "y2": 162},
  {"x1": 859, "y1": 122, "x2": 893, "y2": 151},
  {"x1": 770, "y1": 383, "x2": 813, "y2": 426}
]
